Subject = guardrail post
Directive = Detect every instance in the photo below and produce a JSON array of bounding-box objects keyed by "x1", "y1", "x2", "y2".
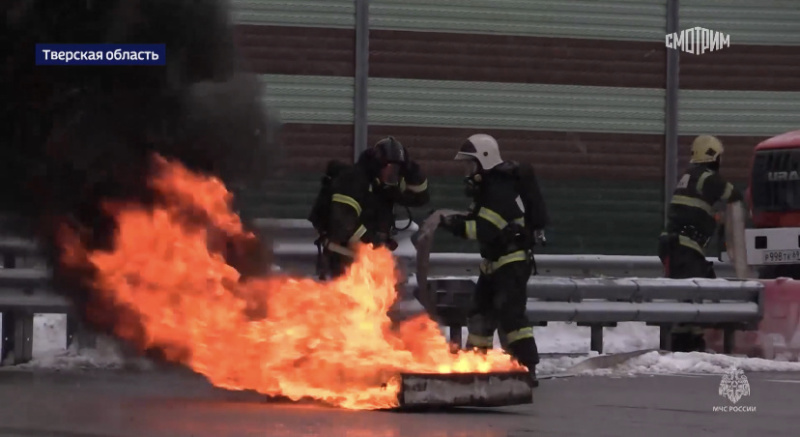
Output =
[
  {"x1": 12, "y1": 310, "x2": 34, "y2": 364},
  {"x1": 659, "y1": 324, "x2": 673, "y2": 350},
  {"x1": 590, "y1": 325, "x2": 604, "y2": 354},
  {"x1": 66, "y1": 315, "x2": 78, "y2": 347},
  {"x1": 722, "y1": 326, "x2": 735, "y2": 354},
  {"x1": 448, "y1": 325, "x2": 463, "y2": 352},
  {"x1": 3, "y1": 253, "x2": 15, "y2": 268},
  {"x1": 1, "y1": 312, "x2": 11, "y2": 364}
]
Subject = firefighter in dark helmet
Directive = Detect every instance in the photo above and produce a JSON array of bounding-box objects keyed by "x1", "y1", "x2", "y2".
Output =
[
  {"x1": 309, "y1": 136, "x2": 430, "y2": 279},
  {"x1": 438, "y1": 133, "x2": 548, "y2": 386},
  {"x1": 659, "y1": 134, "x2": 743, "y2": 352}
]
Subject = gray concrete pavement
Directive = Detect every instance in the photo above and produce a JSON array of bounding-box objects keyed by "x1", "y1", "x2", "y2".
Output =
[{"x1": 0, "y1": 368, "x2": 797, "y2": 437}]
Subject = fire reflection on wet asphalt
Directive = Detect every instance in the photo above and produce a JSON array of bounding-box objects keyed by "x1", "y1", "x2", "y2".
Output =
[{"x1": 0, "y1": 369, "x2": 513, "y2": 437}]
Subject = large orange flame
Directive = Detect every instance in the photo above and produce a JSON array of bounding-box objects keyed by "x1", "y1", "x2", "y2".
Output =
[{"x1": 59, "y1": 155, "x2": 524, "y2": 410}]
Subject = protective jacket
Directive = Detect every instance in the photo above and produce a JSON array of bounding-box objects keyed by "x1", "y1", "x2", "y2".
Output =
[
  {"x1": 663, "y1": 163, "x2": 743, "y2": 256},
  {"x1": 444, "y1": 162, "x2": 531, "y2": 266}
]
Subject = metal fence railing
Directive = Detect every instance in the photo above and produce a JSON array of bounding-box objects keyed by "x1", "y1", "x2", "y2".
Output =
[{"x1": 0, "y1": 219, "x2": 753, "y2": 365}]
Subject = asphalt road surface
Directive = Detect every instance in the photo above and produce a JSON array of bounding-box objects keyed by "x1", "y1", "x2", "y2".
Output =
[{"x1": 0, "y1": 367, "x2": 797, "y2": 437}]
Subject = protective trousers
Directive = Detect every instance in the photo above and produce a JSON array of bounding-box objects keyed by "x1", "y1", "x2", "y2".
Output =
[
  {"x1": 464, "y1": 255, "x2": 539, "y2": 370},
  {"x1": 658, "y1": 234, "x2": 716, "y2": 279},
  {"x1": 657, "y1": 233, "x2": 712, "y2": 352}
]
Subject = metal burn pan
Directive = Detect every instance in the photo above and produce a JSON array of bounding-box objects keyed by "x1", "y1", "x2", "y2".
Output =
[{"x1": 395, "y1": 371, "x2": 534, "y2": 409}]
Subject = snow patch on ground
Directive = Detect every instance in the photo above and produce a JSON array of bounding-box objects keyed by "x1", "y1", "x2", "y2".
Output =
[
  {"x1": 6, "y1": 334, "x2": 155, "y2": 371},
  {"x1": 537, "y1": 355, "x2": 596, "y2": 375},
  {"x1": 0, "y1": 313, "x2": 151, "y2": 371},
  {"x1": 440, "y1": 321, "x2": 800, "y2": 377},
  {"x1": 537, "y1": 322, "x2": 661, "y2": 354},
  {"x1": 575, "y1": 351, "x2": 800, "y2": 377}
]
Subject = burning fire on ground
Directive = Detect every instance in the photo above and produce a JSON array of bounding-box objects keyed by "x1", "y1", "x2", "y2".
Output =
[{"x1": 58, "y1": 155, "x2": 524, "y2": 410}]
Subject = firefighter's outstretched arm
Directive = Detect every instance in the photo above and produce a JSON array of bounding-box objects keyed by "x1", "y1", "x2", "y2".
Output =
[
  {"x1": 439, "y1": 199, "x2": 506, "y2": 243},
  {"x1": 395, "y1": 160, "x2": 430, "y2": 207}
]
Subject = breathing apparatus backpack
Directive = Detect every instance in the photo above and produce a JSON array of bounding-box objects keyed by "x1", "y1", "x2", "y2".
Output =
[
  {"x1": 307, "y1": 159, "x2": 351, "y2": 235},
  {"x1": 507, "y1": 161, "x2": 549, "y2": 275},
  {"x1": 511, "y1": 161, "x2": 550, "y2": 234}
]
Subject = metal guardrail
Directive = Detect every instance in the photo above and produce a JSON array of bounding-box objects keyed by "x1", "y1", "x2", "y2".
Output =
[
  {"x1": 389, "y1": 276, "x2": 764, "y2": 354},
  {"x1": 0, "y1": 290, "x2": 72, "y2": 314},
  {"x1": 423, "y1": 253, "x2": 737, "y2": 279},
  {"x1": 0, "y1": 237, "x2": 39, "y2": 256},
  {"x1": 0, "y1": 233, "x2": 44, "y2": 271},
  {"x1": 254, "y1": 219, "x2": 738, "y2": 279},
  {"x1": 0, "y1": 219, "x2": 757, "y2": 364},
  {"x1": 0, "y1": 268, "x2": 81, "y2": 365},
  {"x1": 0, "y1": 219, "x2": 738, "y2": 278}
]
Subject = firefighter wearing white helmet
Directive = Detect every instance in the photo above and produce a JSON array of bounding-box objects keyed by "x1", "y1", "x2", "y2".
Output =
[
  {"x1": 659, "y1": 134, "x2": 743, "y2": 352},
  {"x1": 438, "y1": 133, "x2": 549, "y2": 386}
]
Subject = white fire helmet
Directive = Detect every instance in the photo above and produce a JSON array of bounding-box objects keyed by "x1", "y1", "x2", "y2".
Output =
[{"x1": 454, "y1": 133, "x2": 503, "y2": 171}]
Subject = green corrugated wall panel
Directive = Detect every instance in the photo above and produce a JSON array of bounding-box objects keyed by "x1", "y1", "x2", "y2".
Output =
[
  {"x1": 680, "y1": 0, "x2": 800, "y2": 46},
  {"x1": 262, "y1": 74, "x2": 665, "y2": 134},
  {"x1": 227, "y1": 0, "x2": 800, "y2": 47},
  {"x1": 370, "y1": 0, "x2": 666, "y2": 42},
  {"x1": 230, "y1": 0, "x2": 355, "y2": 28},
  {"x1": 261, "y1": 75, "x2": 354, "y2": 124},
  {"x1": 368, "y1": 79, "x2": 665, "y2": 134},
  {"x1": 679, "y1": 90, "x2": 800, "y2": 136},
  {"x1": 243, "y1": 174, "x2": 665, "y2": 255},
  {"x1": 261, "y1": 74, "x2": 800, "y2": 136}
]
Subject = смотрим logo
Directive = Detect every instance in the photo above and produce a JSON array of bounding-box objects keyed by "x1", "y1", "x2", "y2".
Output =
[{"x1": 665, "y1": 27, "x2": 730, "y2": 55}]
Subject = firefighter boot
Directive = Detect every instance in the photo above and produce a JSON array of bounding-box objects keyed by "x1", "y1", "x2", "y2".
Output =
[
  {"x1": 528, "y1": 365, "x2": 539, "y2": 388},
  {"x1": 506, "y1": 337, "x2": 540, "y2": 388}
]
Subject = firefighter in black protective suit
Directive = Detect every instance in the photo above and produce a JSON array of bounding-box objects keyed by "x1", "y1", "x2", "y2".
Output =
[
  {"x1": 659, "y1": 134, "x2": 743, "y2": 352},
  {"x1": 316, "y1": 137, "x2": 430, "y2": 278},
  {"x1": 438, "y1": 133, "x2": 547, "y2": 386}
]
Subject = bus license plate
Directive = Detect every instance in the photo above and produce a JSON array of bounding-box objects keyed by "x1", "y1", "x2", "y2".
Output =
[{"x1": 763, "y1": 250, "x2": 800, "y2": 264}]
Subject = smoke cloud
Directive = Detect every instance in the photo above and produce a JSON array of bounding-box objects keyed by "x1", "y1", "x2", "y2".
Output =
[{"x1": 1, "y1": 0, "x2": 283, "y2": 350}]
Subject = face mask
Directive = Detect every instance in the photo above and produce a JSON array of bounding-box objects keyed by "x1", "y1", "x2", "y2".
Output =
[
  {"x1": 463, "y1": 173, "x2": 481, "y2": 198},
  {"x1": 379, "y1": 163, "x2": 401, "y2": 186},
  {"x1": 463, "y1": 160, "x2": 479, "y2": 178},
  {"x1": 708, "y1": 156, "x2": 721, "y2": 172}
]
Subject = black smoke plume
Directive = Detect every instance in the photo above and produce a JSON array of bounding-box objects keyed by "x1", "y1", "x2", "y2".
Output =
[{"x1": 1, "y1": 0, "x2": 283, "y2": 356}]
